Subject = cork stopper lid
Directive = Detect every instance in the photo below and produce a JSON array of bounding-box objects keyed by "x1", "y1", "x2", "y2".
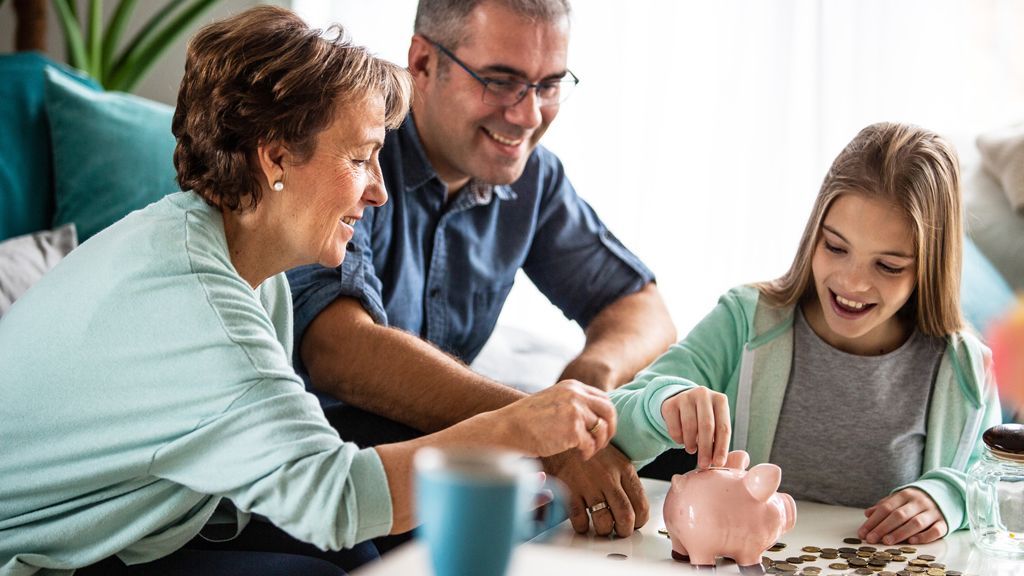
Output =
[{"x1": 983, "y1": 424, "x2": 1024, "y2": 462}]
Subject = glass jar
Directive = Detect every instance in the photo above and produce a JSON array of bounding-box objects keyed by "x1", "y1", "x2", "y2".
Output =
[{"x1": 966, "y1": 423, "x2": 1024, "y2": 559}]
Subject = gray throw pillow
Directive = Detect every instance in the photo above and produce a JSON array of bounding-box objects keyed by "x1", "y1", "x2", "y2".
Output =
[{"x1": 0, "y1": 223, "x2": 77, "y2": 317}]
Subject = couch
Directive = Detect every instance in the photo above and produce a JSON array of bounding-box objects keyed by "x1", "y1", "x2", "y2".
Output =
[{"x1": 0, "y1": 52, "x2": 179, "y2": 314}]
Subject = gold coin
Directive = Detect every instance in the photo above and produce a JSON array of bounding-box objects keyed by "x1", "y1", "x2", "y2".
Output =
[
  {"x1": 844, "y1": 537, "x2": 863, "y2": 544},
  {"x1": 820, "y1": 552, "x2": 839, "y2": 559},
  {"x1": 838, "y1": 547, "x2": 858, "y2": 554},
  {"x1": 775, "y1": 562, "x2": 798, "y2": 572},
  {"x1": 800, "y1": 554, "x2": 817, "y2": 562},
  {"x1": 917, "y1": 555, "x2": 936, "y2": 562},
  {"x1": 892, "y1": 555, "x2": 907, "y2": 562},
  {"x1": 899, "y1": 546, "x2": 917, "y2": 553},
  {"x1": 859, "y1": 546, "x2": 878, "y2": 553},
  {"x1": 849, "y1": 558, "x2": 868, "y2": 567},
  {"x1": 857, "y1": 551, "x2": 873, "y2": 558},
  {"x1": 909, "y1": 559, "x2": 929, "y2": 567},
  {"x1": 925, "y1": 569, "x2": 944, "y2": 576},
  {"x1": 928, "y1": 563, "x2": 945, "y2": 569},
  {"x1": 828, "y1": 563, "x2": 849, "y2": 570},
  {"x1": 802, "y1": 546, "x2": 822, "y2": 553},
  {"x1": 854, "y1": 569, "x2": 873, "y2": 576}
]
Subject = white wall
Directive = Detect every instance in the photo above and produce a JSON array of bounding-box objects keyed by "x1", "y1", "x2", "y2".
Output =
[
  {"x1": 297, "y1": 0, "x2": 1024, "y2": 347},
  {"x1": 0, "y1": 0, "x2": 278, "y2": 105}
]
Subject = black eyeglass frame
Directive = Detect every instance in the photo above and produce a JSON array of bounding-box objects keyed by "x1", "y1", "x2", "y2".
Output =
[{"x1": 422, "y1": 35, "x2": 579, "y2": 108}]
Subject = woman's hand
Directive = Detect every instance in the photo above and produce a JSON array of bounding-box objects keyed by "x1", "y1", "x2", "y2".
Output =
[
  {"x1": 660, "y1": 386, "x2": 731, "y2": 468},
  {"x1": 858, "y1": 488, "x2": 947, "y2": 545},
  {"x1": 497, "y1": 379, "x2": 617, "y2": 461}
]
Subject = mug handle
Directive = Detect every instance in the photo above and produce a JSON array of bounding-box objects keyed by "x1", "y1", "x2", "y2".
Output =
[{"x1": 520, "y1": 475, "x2": 568, "y2": 542}]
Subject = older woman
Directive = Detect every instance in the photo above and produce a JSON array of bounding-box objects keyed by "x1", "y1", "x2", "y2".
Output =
[{"x1": 0, "y1": 7, "x2": 616, "y2": 576}]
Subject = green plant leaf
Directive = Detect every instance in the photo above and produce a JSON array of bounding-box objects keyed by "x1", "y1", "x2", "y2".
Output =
[
  {"x1": 102, "y1": 0, "x2": 139, "y2": 76},
  {"x1": 52, "y1": 0, "x2": 88, "y2": 74},
  {"x1": 108, "y1": 0, "x2": 185, "y2": 84},
  {"x1": 109, "y1": 0, "x2": 220, "y2": 92},
  {"x1": 87, "y1": 0, "x2": 103, "y2": 77}
]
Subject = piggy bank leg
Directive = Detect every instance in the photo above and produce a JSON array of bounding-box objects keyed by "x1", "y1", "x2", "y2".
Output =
[
  {"x1": 737, "y1": 563, "x2": 766, "y2": 575},
  {"x1": 669, "y1": 535, "x2": 689, "y2": 563}
]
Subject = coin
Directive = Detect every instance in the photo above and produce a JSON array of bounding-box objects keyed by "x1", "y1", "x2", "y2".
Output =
[
  {"x1": 879, "y1": 572, "x2": 898, "y2": 576},
  {"x1": 606, "y1": 553, "x2": 627, "y2": 561},
  {"x1": 892, "y1": 555, "x2": 907, "y2": 562},
  {"x1": 854, "y1": 569, "x2": 873, "y2": 576},
  {"x1": 925, "y1": 569, "x2": 944, "y2": 576},
  {"x1": 775, "y1": 562, "x2": 799, "y2": 572},
  {"x1": 820, "y1": 552, "x2": 839, "y2": 560},
  {"x1": 828, "y1": 563, "x2": 848, "y2": 570},
  {"x1": 885, "y1": 548, "x2": 902, "y2": 555},
  {"x1": 844, "y1": 537, "x2": 863, "y2": 544},
  {"x1": 770, "y1": 542, "x2": 788, "y2": 551},
  {"x1": 848, "y1": 558, "x2": 868, "y2": 567},
  {"x1": 802, "y1": 546, "x2": 822, "y2": 553},
  {"x1": 928, "y1": 562, "x2": 945, "y2": 569},
  {"x1": 858, "y1": 546, "x2": 878, "y2": 553},
  {"x1": 800, "y1": 554, "x2": 817, "y2": 562},
  {"x1": 917, "y1": 555, "x2": 936, "y2": 562},
  {"x1": 899, "y1": 546, "x2": 917, "y2": 554},
  {"x1": 786, "y1": 556, "x2": 804, "y2": 564},
  {"x1": 909, "y1": 559, "x2": 929, "y2": 567},
  {"x1": 838, "y1": 547, "x2": 858, "y2": 554}
]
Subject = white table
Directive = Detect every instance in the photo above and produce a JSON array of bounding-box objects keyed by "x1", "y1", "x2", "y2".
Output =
[{"x1": 355, "y1": 479, "x2": 1022, "y2": 575}]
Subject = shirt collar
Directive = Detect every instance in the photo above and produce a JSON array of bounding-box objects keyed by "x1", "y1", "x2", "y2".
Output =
[{"x1": 400, "y1": 115, "x2": 517, "y2": 203}]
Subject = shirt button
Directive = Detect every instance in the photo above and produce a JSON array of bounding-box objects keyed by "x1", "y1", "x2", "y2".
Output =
[{"x1": 430, "y1": 287, "x2": 441, "y2": 298}]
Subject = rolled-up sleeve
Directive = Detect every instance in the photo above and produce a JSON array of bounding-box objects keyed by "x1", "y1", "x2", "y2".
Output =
[{"x1": 523, "y1": 154, "x2": 655, "y2": 328}]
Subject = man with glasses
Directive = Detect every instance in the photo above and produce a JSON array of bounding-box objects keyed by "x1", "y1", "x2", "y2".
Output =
[{"x1": 288, "y1": 0, "x2": 676, "y2": 540}]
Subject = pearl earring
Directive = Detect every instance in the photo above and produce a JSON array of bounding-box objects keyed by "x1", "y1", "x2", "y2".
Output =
[{"x1": 272, "y1": 180, "x2": 284, "y2": 191}]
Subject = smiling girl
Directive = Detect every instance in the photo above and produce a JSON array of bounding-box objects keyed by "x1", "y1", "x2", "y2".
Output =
[{"x1": 610, "y1": 122, "x2": 1002, "y2": 545}]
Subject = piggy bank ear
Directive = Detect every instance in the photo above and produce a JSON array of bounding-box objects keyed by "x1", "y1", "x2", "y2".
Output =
[
  {"x1": 725, "y1": 450, "x2": 750, "y2": 470},
  {"x1": 743, "y1": 463, "x2": 782, "y2": 502}
]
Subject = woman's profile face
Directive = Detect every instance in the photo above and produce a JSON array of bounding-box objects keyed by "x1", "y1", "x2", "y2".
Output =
[{"x1": 279, "y1": 94, "x2": 388, "y2": 269}]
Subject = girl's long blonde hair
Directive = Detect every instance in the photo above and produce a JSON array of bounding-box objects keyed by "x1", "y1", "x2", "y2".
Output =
[{"x1": 757, "y1": 122, "x2": 963, "y2": 336}]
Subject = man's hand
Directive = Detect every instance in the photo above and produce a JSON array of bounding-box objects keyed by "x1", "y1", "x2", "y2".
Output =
[
  {"x1": 858, "y1": 488, "x2": 947, "y2": 545},
  {"x1": 541, "y1": 445, "x2": 648, "y2": 537}
]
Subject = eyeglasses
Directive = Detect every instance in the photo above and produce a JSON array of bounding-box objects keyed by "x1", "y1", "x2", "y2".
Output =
[{"x1": 423, "y1": 36, "x2": 579, "y2": 108}]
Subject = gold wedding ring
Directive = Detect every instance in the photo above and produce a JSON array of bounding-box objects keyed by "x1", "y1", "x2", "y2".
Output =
[{"x1": 588, "y1": 418, "x2": 603, "y2": 436}]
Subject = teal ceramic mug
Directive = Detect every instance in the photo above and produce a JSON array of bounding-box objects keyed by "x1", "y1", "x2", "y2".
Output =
[{"x1": 414, "y1": 447, "x2": 561, "y2": 576}]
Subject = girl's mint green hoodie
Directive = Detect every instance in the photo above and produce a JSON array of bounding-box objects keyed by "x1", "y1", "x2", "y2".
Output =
[{"x1": 609, "y1": 285, "x2": 1002, "y2": 534}]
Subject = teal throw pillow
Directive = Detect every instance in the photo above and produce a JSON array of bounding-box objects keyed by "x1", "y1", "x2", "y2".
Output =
[
  {"x1": 44, "y1": 67, "x2": 179, "y2": 242},
  {"x1": 0, "y1": 53, "x2": 98, "y2": 241}
]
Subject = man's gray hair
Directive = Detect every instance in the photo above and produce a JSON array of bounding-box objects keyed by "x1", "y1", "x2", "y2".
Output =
[{"x1": 414, "y1": 0, "x2": 571, "y2": 49}]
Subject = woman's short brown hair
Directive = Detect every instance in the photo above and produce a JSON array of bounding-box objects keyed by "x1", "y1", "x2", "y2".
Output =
[
  {"x1": 173, "y1": 5, "x2": 412, "y2": 211},
  {"x1": 757, "y1": 122, "x2": 964, "y2": 336}
]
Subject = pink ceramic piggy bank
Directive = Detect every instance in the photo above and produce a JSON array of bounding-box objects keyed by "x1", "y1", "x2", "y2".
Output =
[{"x1": 663, "y1": 450, "x2": 796, "y2": 569}]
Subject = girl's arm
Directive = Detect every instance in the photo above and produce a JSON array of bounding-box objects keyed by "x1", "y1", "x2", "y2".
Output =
[{"x1": 608, "y1": 287, "x2": 752, "y2": 465}]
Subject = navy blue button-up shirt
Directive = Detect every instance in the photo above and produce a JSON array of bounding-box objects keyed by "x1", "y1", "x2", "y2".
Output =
[{"x1": 288, "y1": 117, "x2": 654, "y2": 384}]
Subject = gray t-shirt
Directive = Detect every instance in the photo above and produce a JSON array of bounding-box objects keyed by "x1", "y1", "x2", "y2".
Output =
[{"x1": 770, "y1": 308, "x2": 945, "y2": 508}]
